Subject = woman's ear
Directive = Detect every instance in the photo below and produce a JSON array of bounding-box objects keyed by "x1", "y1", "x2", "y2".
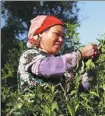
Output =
[
  {"x1": 39, "y1": 33, "x2": 43, "y2": 38},
  {"x1": 32, "y1": 35, "x2": 40, "y2": 47},
  {"x1": 33, "y1": 35, "x2": 38, "y2": 40},
  {"x1": 39, "y1": 31, "x2": 47, "y2": 38}
]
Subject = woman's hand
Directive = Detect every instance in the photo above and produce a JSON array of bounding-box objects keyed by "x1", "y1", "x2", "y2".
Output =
[{"x1": 81, "y1": 44, "x2": 100, "y2": 59}]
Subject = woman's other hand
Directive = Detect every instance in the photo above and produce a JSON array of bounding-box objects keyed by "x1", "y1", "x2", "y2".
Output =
[{"x1": 81, "y1": 44, "x2": 100, "y2": 59}]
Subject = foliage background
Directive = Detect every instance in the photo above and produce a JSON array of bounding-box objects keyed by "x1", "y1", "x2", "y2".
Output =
[{"x1": 1, "y1": 1, "x2": 105, "y2": 116}]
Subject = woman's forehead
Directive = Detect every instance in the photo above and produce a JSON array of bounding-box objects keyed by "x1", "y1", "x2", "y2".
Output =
[{"x1": 50, "y1": 25, "x2": 64, "y2": 32}]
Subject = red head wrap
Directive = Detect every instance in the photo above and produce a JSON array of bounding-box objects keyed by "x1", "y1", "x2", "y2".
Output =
[{"x1": 28, "y1": 15, "x2": 64, "y2": 45}]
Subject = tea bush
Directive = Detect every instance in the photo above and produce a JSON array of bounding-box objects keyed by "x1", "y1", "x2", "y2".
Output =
[{"x1": 1, "y1": 32, "x2": 105, "y2": 116}]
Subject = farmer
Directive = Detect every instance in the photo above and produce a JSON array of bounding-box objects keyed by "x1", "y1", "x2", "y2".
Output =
[{"x1": 17, "y1": 15, "x2": 99, "y2": 91}]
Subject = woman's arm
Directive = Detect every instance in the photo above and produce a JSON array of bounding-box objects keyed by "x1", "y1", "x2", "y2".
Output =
[
  {"x1": 31, "y1": 52, "x2": 80, "y2": 78},
  {"x1": 31, "y1": 44, "x2": 100, "y2": 78}
]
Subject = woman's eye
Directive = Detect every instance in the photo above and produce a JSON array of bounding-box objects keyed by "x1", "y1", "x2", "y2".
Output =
[
  {"x1": 54, "y1": 32, "x2": 64, "y2": 38},
  {"x1": 55, "y1": 32, "x2": 60, "y2": 36}
]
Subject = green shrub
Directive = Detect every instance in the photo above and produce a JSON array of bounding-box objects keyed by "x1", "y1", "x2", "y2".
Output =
[
  {"x1": 2, "y1": 36, "x2": 105, "y2": 116},
  {"x1": 1, "y1": 22, "x2": 105, "y2": 116}
]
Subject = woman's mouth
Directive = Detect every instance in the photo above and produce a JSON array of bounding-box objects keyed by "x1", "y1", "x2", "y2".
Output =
[{"x1": 54, "y1": 42, "x2": 62, "y2": 46}]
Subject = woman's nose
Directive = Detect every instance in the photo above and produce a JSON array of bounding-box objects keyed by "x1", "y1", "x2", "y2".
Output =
[{"x1": 58, "y1": 36, "x2": 64, "y2": 42}]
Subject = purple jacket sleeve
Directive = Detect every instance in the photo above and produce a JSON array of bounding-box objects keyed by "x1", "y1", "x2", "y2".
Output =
[
  {"x1": 39, "y1": 55, "x2": 67, "y2": 77},
  {"x1": 31, "y1": 52, "x2": 78, "y2": 78}
]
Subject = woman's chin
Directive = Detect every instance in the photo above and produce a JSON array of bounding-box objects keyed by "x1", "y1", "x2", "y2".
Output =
[{"x1": 52, "y1": 47, "x2": 61, "y2": 54}]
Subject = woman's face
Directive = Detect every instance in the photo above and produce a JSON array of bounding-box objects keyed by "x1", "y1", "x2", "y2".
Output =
[{"x1": 40, "y1": 25, "x2": 64, "y2": 54}]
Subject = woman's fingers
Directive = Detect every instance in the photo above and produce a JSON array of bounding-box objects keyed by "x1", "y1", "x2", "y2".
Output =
[
  {"x1": 91, "y1": 44, "x2": 100, "y2": 56},
  {"x1": 91, "y1": 43, "x2": 97, "y2": 47},
  {"x1": 81, "y1": 43, "x2": 100, "y2": 59}
]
